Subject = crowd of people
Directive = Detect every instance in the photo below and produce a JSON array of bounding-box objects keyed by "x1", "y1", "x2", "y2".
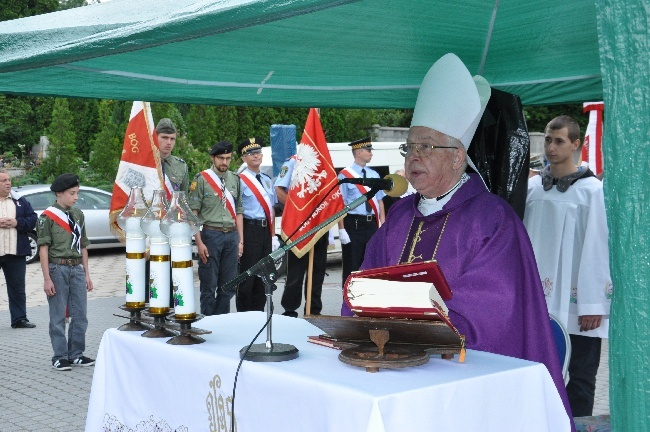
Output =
[{"x1": 1, "y1": 53, "x2": 610, "y2": 426}]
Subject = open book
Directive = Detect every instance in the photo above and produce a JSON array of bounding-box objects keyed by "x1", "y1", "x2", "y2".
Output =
[{"x1": 343, "y1": 260, "x2": 453, "y2": 322}]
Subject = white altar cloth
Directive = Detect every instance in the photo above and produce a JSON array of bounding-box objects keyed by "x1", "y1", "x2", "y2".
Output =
[{"x1": 86, "y1": 312, "x2": 570, "y2": 432}]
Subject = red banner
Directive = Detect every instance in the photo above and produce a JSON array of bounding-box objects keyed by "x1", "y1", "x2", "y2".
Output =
[
  {"x1": 109, "y1": 101, "x2": 164, "y2": 241},
  {"x1": 281, "y1": 108, "x2": 344, "y2": 258}
]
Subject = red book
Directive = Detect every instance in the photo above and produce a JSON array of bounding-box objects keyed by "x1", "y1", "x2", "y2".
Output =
[{"x1": 343, "y1": 260, "x2": 454, "y2": 324}]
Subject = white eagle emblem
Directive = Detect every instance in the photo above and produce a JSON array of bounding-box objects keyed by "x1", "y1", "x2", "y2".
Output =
[{"x1": 290, "y1": 144, "x2": 328, "y2": 198}]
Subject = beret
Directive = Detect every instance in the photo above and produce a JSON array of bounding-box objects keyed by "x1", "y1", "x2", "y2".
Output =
[
  {"x1": 210, "y1": 141, "x2": 234, "y2": 156},
  {"x1": 50, "y1": 173, "x2": 79, "y2": 192}
]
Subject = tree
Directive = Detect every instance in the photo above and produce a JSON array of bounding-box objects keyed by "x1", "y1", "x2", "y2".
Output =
[
  {"x1": 88, "y1": 100, "x2": 122, "y2": 184},
  {"x1": 69, "y1": 98, "x2": 99, "y2": 159},
  {"x1": 41, "y1": 98, "x2": 80, "y2": 180}
]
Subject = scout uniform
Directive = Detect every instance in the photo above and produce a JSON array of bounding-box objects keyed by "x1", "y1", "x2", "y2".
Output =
[
  {"x1": 236, "y1": 137, "x2": 277, "y2": 312},
  {"x1": 162, "y1": 154, "x2": 189, "y2": 193},
  {"x1": 189, "y1": 141, "x2": 243, "y2": 315},
  {"x1": 156, "y1": 118, "x2": 189, "y2": 193},
  {"x1": 37, "y1": 173, "x2": 94, "y2": 371}
]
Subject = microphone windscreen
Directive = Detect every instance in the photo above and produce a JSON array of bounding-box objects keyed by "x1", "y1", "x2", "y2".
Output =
[{"x1": 383, "y1": 174, "x2": 409, "y2": 197}]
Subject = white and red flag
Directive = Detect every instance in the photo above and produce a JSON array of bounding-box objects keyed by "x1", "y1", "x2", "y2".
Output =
[
  {"x1": 109, "y1": 101, "x2": 165, "y2": 240},
  {"x1": 281, "y1": 108, "x2": 344, "y2": 258},
  {"x1": 581, "y1": 101, "x2": 604, "y2": 175}
]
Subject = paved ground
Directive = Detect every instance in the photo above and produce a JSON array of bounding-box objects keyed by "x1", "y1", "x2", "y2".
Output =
[{"x1": 0, "y1": 248, "x2": 609, "y2": 431}]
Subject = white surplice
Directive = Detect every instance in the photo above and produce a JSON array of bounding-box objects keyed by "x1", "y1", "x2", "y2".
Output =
[{"x1": 524, "y1": 175, "x2": 612, "y2": 338}]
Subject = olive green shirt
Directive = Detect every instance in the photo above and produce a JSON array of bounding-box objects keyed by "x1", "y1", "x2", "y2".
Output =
[
  {"x1": 189, "y1": 168, "x2": 243, "y2": 227},
  {"x1": 163, "y1": 154, "x2": 189, "y2": 193},
  {"x1": 36, "y1": 203, "x2": 90, "y2": 259}
]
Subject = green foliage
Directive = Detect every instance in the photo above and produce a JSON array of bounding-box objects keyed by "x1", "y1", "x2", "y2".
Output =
[
  {"x1": 0, "y1": 0, "x2": 58, "y2": 21},
  {"x1": 41, "y1": 98, "x2": 80, "y2": 180},
  {"x1": 68, "y1": 98, "x2": 99, "y2": 159},
  {"x1": 88, "y1": 100, "x2": 122, "y2": 183},
  {"x1": 523, "y1": 104, "x2": 589, "y2": 133},
  {"x1": 186, "y1": 105, "x2": 217, "y2": 151}
]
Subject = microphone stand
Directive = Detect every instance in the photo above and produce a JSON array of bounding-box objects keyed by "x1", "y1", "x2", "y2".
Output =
[{"x1": 222, "y1": 186, "x2": 381, "y2": 362}]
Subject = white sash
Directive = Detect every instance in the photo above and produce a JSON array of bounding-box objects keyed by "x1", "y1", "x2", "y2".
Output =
[
  {"x1": 201, "y1": 169, "x2": 237, "y2": 220},
  {"x1": 239, "y1": 170, "x2": 273, "y2": 235}
]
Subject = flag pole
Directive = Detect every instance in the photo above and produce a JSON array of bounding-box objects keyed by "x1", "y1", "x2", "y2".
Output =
[{"x1": 305, "y1": 248, "x2": 315, "y2": 315}]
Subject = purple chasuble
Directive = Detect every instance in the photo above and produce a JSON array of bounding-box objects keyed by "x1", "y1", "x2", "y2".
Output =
[{"x1": 342, "y1": 174, "x2": 574, "y2": 427}]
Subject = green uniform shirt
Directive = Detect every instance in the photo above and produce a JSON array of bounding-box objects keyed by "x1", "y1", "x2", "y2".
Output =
[
  {"x1": 163, "y1": 154, "x2": 189, "y2": 193},
  {"x1": 189, "y1": 168, "x2": 243, "y2": 227},
  {"x1": 36, "y1": 203, "x2": 90, "y2": 259}
]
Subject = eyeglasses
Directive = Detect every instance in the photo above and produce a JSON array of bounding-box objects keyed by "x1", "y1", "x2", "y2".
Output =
[{"x1": 398, "y1": 143, "x2": 458, "y2": 157}]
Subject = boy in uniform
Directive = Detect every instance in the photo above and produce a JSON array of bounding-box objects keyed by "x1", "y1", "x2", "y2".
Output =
[{"x1": 37, "y1": 174, "x2": 95, "y2": 371}]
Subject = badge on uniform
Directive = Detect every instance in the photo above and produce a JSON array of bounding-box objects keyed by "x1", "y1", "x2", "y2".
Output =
[
  {"x1": 190, "y1": 181, "x2": 197, "y2": 192},
  {"x1": 279, "y1": 166, "x2": 288, "y2": 178}
]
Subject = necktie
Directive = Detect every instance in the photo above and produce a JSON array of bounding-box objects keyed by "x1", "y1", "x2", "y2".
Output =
[
  {"x1": 362, "y1": 169, "x2": 371, "y2": 213},
  {"x1": 256, "y1": 173, "x2": 263, "y2": 185},
  {"x1": 66, "y1": 211, "x2": 82, "y2": 254}
]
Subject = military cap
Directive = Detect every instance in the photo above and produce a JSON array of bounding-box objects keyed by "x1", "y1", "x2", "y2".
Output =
[
  {"x1": 210, "y1": 141, "x2": 234, "y2": 156},
  {"x1": 238, "y1": 137, "x2": 263, "y2": 156},
  {"x1": 155, "y1": 118, "x2": 177, "y2": 135},
  {"x1": 50, "y1": 173, "x2": 79, "y2": 192},
  {"x1": 529, "y1": 153, "x2": 544, "y2": 171},
  {"x1": 349, "y1": 137, "x2": 373, "y2": 150}
]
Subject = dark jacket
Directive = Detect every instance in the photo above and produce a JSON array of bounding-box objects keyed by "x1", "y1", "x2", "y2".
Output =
[{"x1": 10, "y1": 192, "x2": 37, "y2": 257}]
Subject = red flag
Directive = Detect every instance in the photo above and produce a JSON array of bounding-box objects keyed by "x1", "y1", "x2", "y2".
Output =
[
  {"x1": 281, "y1": 108, "x2": 344, "y2": 258},
  {"x1": 581, "y1": 102, "x2": 604, "y2": 175},
  {"x1": 109, "y1": 101, "x2": 165, "y2": 241}
]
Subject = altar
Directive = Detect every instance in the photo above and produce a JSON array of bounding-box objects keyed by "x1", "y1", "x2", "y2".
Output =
[{"x1": 86, "y1": 312, "x2": 570, "y2": 431}]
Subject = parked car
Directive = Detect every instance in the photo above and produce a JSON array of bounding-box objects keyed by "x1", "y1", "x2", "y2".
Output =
[{"x1": 11, "y1": 184, "x2": 123, "y2": 263}]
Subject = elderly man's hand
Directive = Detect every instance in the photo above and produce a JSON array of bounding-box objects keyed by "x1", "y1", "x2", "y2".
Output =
[{"x1": 578, "y1": 315, "x2": 602, "y2": 332}]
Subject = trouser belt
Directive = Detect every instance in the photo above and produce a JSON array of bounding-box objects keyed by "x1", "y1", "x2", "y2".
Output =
[
  {"x1": 53, "y1": 258, "x2": 81, "y2": 266},
  {"x1": 202, "y1": 224, "x2": 235, "y2": 233},
  {"x1": 243, "y1": 218, "x2": 268, "y2": 227}
]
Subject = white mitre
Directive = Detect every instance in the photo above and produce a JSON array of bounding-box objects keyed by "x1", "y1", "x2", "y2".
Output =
[{"x1": 411, "y1": 53, "x2": 491, "y2": 175}]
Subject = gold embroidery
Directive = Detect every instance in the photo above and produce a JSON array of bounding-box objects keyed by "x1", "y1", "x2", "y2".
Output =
[
  {"x1": 399, "y1": 213, "x2": 450, "y2": 264},
  {"x1": 406, "y1": 222, "x2": 427, "y2": 263},
  {"x1": 206, "y1": 374, "x2": 237, "y2": 432}
]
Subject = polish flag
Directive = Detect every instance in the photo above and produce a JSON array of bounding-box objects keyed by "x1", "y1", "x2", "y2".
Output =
[
  {"x1": 109, "y1": 101, "x2": 165, "y2": 240},
  {"x1": 581, "y1": 102, "x2": 604, "y2": 175},
  {"x1": 281, "y1": 108, "x2": 344, "y2": 258}
]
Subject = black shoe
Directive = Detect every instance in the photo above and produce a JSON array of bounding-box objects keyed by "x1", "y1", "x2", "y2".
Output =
[
  {"x1": 69, "y1": 356, "x2": 95, "y2": 367},
  {"x1": 282, "y1": 311, "x2": 299, "y2": 318},
  {"x1": 52, "y1": 359, "x2": 72, "y2": 371},
  {"x1": 11, "y1": 319, "x2": 36, "y2": 329}
]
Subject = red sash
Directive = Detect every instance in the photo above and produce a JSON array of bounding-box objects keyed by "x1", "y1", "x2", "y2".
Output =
[
  {"x1": 43, "y1": 207, "x2": 72, "y2": 233},
  {"x1": 239, "y1": 171, "x2": 273, "y2": 236},
  {"x1": 200, "y1": 169, "x2": 237, "y2": 220},
  {"x1": 339, "y1": 167, "x2": 380, "y2": 226}
]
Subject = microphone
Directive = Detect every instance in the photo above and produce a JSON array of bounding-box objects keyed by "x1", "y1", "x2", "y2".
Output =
[{"x1": 340, "y1": 174, "x2": 408, "y2": 197}]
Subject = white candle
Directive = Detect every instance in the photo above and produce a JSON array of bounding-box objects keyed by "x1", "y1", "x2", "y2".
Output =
[{"x1": 171, "y1": 243, "x2": 195, "y2": 317}]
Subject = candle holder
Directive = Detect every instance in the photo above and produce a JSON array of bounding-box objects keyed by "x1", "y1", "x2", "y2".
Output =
[
  {"x1": 160, "y1": 191, "x2": 200, "y2": 320},
  {"x1": 117, "y1": 304, "x2": 151, "y2": 331},
  {"x1": 141, "y1": 309, "x2": 176, "y2": 338},
  {"x1": 117, "y1": 187, "x2": 149, "y2": 308},
  {"x1": 141, "y1": 190, "x2": 171, "y2": 314},
  {"x1": 167, "y1": 313, "x2": 208, "y2": 345}
]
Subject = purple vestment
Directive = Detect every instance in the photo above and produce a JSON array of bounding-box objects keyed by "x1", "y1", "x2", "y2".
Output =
[{"x1": 343, "y1": 174, "x2": 574, "y2": 427}]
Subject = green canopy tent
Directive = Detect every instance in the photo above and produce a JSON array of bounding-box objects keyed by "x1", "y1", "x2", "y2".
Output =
[
  {"x1": 0, "y1": 0, "x2": 603, "y2": 107},
  {"x1": 0, "y1": 1, "x2": 647, "y2": 430}
]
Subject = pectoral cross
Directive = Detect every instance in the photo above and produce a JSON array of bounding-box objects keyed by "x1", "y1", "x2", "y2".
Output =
[{"x1": 406, "y1": 222, "x2": 426, "y2": 263}]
